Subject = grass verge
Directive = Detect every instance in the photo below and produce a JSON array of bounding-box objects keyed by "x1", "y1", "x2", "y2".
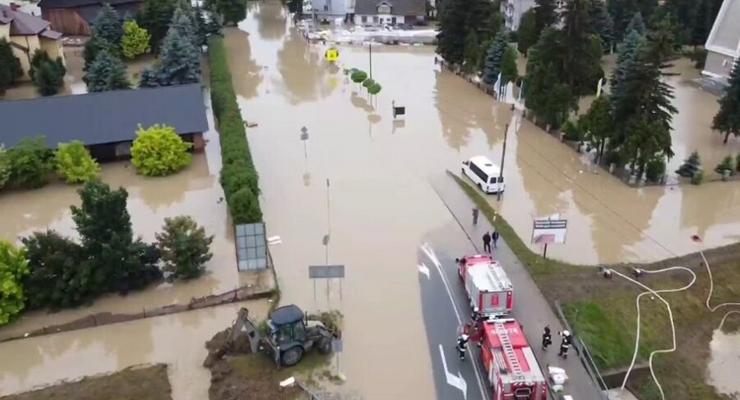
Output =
[
  {"x1": 208, "y1": 36, "x2": 262, "y2": 223},
  {"x1": 451, "y1": 170, "x2": 740, "y2": 400},
  {"x1": 2, "y1": 364, "x2": 170, "y2": 400}
]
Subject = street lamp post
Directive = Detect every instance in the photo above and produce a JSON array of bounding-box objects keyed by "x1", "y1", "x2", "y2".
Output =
[
  {"x1": 369, "y1": 42, "x2": 373, "y2": 79},
  {"x1": 497, "y1": 123, "x2": 509, "y2": 202}
]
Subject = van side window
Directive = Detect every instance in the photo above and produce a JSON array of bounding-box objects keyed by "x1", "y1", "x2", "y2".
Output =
[{"x1": 469, "y1": 163, "x2": 488, "y2": 183}]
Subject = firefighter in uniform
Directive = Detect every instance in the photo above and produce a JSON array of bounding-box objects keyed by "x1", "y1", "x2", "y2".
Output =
[
  {"x1": 558, "y1": 330, "x2": 572, "y2": 358},
  {"x1": 456, "y1": 333, "x2": 470, "y2": 360},
  {"x1": 542, "y1": 326, "x2": 552, "y2": 350}
]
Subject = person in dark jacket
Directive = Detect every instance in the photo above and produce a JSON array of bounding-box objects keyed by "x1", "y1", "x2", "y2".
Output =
[
  {"x1": 558, "y1": 330, "x2": 572, "y2": 358},
  {"x1": 542, "y1": 326, "x2": 552, "y2": 350},
  {"x1": 482, "y1": 232, "x2": 492, "y2": 253},
  {"x1": 492, "y1": 230, "x2": 500, "y2": 248}
]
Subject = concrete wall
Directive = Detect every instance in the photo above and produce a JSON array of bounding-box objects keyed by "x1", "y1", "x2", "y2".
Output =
[
  {"x1": 40, "y1": 36, "x2": 64, "y2": 64},
  {"x1": 703, "y1": 51, "x2": 735, "y2": 82}
]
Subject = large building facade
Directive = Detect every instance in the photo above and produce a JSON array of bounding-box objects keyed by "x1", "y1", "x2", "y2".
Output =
[{"x1": 703, "y1": 0, "x2": 740, "y2": 83}]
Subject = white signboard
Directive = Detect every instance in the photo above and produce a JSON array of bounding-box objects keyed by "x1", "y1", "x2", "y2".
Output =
[{"x1": 531, "y1": 217, "x2": 567, "y2": 245}]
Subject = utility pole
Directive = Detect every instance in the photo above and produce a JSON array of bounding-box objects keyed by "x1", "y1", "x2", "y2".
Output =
[
  {"x1": 369, "y1": 43, "x2": 373, "y2": 79},
  {"x1": 497, "y1": 123, "x2": 509, "y2": 202}
]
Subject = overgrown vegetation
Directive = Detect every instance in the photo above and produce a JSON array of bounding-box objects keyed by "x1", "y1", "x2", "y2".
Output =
[
  {"x1": 208, "y1": 37, "x2": 262, "y2": 223},
  {"x1": 29, "y1": 50, "x2": 66, "y2": 96},
  {"x1": 55, "y1": 141, "x2": 101, "y2": 184},
  {"x1": 0, "y1": 240, "x2": 29, "y2": 325}
]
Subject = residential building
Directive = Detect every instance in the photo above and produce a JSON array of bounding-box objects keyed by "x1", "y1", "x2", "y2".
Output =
[
  {"x1": 0, "y1": 84, "x2": 208, "y2": 161},
  {"x1": 311, "y1": 0, "x2": 355, "y2": 23},
  {"x1": 353, "y1": 0, "x2": 426, "y2": 26},
  {"x1": 703, "y1": 0, "x2": 740, "y2": 83},
  {"x1": 39, "y1": 0, "x2": 142, "y2": 36},
  {"x1": 501, "y1": 0, "x2": 535, "y2": 31},
  {"x1": 0, "y1": 3, "x2": 64, "y2": 80}
]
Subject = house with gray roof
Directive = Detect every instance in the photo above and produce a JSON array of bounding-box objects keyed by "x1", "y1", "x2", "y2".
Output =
[
  {"x1": 0, "y1": 3, "x2": 64, "y2": 80},
  {"x1": 39, "y1": 0, "x2": 142, "y2": 36},
  {"x1": 703, "y1": 0, "x2": 740, "y2": 83},
  {"x1": 0, "y1": 84, "x2": 209, "y2": 161},
  {"x1": 353, "y1": 0, "x2": 426, "y2": 26}
]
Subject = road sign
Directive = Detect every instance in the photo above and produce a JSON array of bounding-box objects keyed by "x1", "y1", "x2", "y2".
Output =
[
  {"x1": 309, "y1": 265, "x2": 345, "y2": 279},
  {"x1": 531, "y1": 218, "x2": 568, "y2": 245}
]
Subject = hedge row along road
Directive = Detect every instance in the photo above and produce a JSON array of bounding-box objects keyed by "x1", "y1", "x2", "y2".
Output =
[{"x1": 208, "y1": 37, "x2": 263, "y2": 223}]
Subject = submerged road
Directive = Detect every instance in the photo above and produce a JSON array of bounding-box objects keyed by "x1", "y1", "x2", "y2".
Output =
[{"x1": 418, "y1": 173, "x2": 605, "y2": 400}]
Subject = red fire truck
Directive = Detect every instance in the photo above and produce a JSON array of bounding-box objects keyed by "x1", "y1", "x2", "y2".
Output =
[
  {"x1": 457, "y1": 255, "x2": 514, "y2": 318},
  {"x1": 476, "y1": 318, "x2": 548, "y2": 400}
]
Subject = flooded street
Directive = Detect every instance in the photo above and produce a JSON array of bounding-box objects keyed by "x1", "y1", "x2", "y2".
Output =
[
  {"x1": 706, "y1": 327, "x2": 740, "y2": 398},
  {"x1": 0, "y1": 300, "x2": 271, "y2": 398},
  {"x1": 226, "y1": 2, "x2": 740, "y2": 395}
]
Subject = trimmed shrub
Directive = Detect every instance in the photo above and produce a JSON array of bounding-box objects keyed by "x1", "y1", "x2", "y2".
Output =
[
  {"x1": 714, "y1": 155, "x2": 736, "y2": 176},
  {"x1": 645, "y1": 156, "x2": 666, "y2": 183},
  {"x1": 6, "y1": 137, "x2": 54, "y2": 189},
  {"x1": 55, "y1": 141, "x2": 100, "y2": 184},
  {"x1": 691, "y1": 170, "x2": 704, "y2": 185},
  {"x1": 208, "y1": 37, "x2": 262, "y2": 223},
  {"x1": 156, "y1": 216, "x2": 213, "y2": 280},
  {"x1": 131, "y1": 124, "x2": 192, "y2": 176}
]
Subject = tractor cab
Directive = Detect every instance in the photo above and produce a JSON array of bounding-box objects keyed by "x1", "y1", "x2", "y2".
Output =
[
  {"x1": 269, "y1": 305, "x2": 308, "y2": 348},
  {"x1": 263, "y1": 305, "x2": 335, "y2": 367}
]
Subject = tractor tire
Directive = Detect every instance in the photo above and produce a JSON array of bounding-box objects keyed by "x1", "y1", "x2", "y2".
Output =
[
  {"x1": 280, "y1": 347, "x2": 304, "y2": 367},
  {"x1": 317, "y1": 337, "x2": 332, "y2": 355}
]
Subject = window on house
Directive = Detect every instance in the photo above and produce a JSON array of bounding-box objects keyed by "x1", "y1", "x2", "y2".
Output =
[
  {"x1": 373, "y1": 16, "x2": 379, "y2": 23},
  {"x1": 391, "y1": 16, "x2": 396, "y2": 24},
  {"x1": 361, "y1": 15, "x2": 367, "y2": 23},
  {"x1": 324, "y1": 4, "x2": 328, "y2": 11}
]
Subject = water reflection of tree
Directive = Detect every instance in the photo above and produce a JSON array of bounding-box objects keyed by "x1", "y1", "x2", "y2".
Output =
[
  {"x1": 434, "y1": 70, "x2": 502, "y2": 151},
  {"x1": 255, "y1": 1, "x2": 287, "y2": 40},
  {"x1": 276, "y1": 29, "x2": 334, "y2": 104},
  {"x1": 223, "y1": 29, "x2": 263, "y2": 100},
  {"x1": 133, "y1": 156, "x2": 214, "y2": 212},
  {"x1": 0, "y1": 185, "x2": 77, "y2": 241},
  {"x1": 680, "y1": 184, "x2": 740, "y2": 240}
]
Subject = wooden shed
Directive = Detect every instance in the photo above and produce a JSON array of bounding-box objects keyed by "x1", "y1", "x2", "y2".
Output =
[{"x1": 39, "y1": 0, "x2": 142, "y2": 36}]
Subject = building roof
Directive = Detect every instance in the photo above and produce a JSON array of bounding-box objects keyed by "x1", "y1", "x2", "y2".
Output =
[
  {"x1": 354, "y1": 0, "x2": 426, "y2": 16},
  {"x1": 38, "y1": 0, "x2": 140, "y2": 9},
  {"x1": 0, "y1": 84, "x2": 209, "y2": 148},
  {"x1": 706, "y1": 0, "x2": 740, "y2": 58},
  {"x1": 0, "y1": 4, "x2": 60, "y2": 37}
]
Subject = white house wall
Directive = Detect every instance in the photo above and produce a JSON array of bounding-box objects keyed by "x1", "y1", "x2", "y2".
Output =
[{"x1": 354, "y1": 14, "x2": 405, "y2": 25}]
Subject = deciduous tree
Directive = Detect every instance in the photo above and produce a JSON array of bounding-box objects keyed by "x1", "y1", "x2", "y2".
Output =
[
  {"x1": 462, "y1": 30, "x2": 481, "y2": 73},
  {"x1": 0, "y1": 240, "x2": 28, "y2": 325},
  {"x1": 55, "y1": 141, "x2": 100, "y2": 184},
  {"x1": 534, "y1": 0, "x2": 558, "y2": 31},
  {"x1": 436, "y1": 0, "x2": 468, "y2": 65},
  {"x1": 561, "y1": 0, "x2": 604, "y2": 95},
  {"x1": 137, "y1": 0, "x2": 177, "y2": 52},
  {"x1": 206, "y1": 0, "x2": 246, "y2": 25},
  {"x1": 0, "y1": 39, "x2": 22, "y2": 94},
  {"x1": 84, "y1": 49, "x2": 130, "y2": 92},
  {"x1": 121, "y1": 20, "x2": 151, "y2": 59},
  {"x1": 524, "y1": 29, "x2": 574, "y2": 129},
  {"x1": 587, "y1": 0, "x2": 613, "y2": 51},
  {"x1": 579, "y1": 95, "x2": 612, "y2": 162},
  {"x1": 6, "y1": 137, "x2": 54, "y2": 189},
  {"x1": 501, "y1": 46, "x2": 519, "y2": 85},
  {"x1": 712, "y1": 61, "x2": 740, "y2": 144},
  {"x1": 131, "y1": 124, "x2": 192, "y2": 176},
  {"x1": 156, "y1": 216, "x2": 213, "y2": 280}
]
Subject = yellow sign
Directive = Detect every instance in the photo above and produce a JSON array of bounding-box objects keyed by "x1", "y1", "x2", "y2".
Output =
[{"x1": 325, "y1": 47, "x2": 339, "y2": 63}]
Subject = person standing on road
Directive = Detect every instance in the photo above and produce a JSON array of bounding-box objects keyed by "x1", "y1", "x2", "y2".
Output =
[
  {"x1": 456, "y1": 333, "x2": 470, "y2": 360},
  {"x1": 558, "y1": 330, "x2": 572, "y2": 358},
  {"x1": 542, "y1": 326, "x2": 552, "y2": 350},
  {"x1": 472, "y1": 208, "x2": 479, "y2": 225},
  {"x1": 482, "y1": 232, "x2": 492, "y2": 253},
  {"x1": 492, "y1": 230, "x2": 500, "y2": 249}
]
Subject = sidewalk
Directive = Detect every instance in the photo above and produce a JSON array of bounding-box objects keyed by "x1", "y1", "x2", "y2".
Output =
[{"x1": 431, "y1": 173, "x2": 605, "y2": 400}]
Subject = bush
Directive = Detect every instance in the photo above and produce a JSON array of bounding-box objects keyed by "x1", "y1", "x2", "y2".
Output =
[
  {"x1": 691, "y1": 170, "x2": 704, "y2": 185},
  {"x1": 368, "y1": 83, "x2": 382, "y2": 95},
  {"x1": 645, "y1": 156, "x2": 666, "y2": 183},
  {"x1": 29, "y1": 50, "x2": 66, "y2": 96},
  {"x1": 0, "y1": 240, "x2": 29, "y2": 325},
  {"x1": 155, "y1": 216, "x2": 213, "y2": 280},
  {"x1": 676, "y1": 151, "x2": 701, "y2": 178},
  {"x1": 55, "y1": 141, "x2": 100, "y2": 184},
  {"x1": 131, "y1": 124, "x2": 192, "y2": 176},
  {"x1": 714, "y1": 155, "x2": 736, "y2": 176},
  {"x1": 121, "y1": 20, "x2": 152, "y2": 59},
  {"x1": 0, "y1": 145, "x2": 10, "y2": 190},
  {"x1": 7, "y1": 137, "x2": 54, "y2": 189},
  {"x1": 351, "y1": 70, "x2": 368, "y2": 84},
  {"x1": 229, "y1": 187, "x2": 262, "y2": 223},
  {"x1": 208, "y1": 37, "x2": 262, "y2": 223},
  {"x1": 561, "y1": 120, "x2": 583, "y2": 142}
]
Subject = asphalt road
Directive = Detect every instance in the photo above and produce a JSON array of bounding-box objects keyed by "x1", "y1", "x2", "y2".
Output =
[{"x1": 417, "y1": 173, "x2": 605, "y2": 400}]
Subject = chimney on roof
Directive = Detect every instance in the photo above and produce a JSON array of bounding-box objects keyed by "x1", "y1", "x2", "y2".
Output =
[{"x1": 9, "y1": 2, "x2": 20, "y2": 11}]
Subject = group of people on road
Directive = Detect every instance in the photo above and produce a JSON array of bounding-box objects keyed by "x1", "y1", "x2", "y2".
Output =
[
  {"x1": 542, "y1": 325, "x2": 572, "y2": 358},
  {"x1": 473, "y1": 207, "x2": 499, "y2": 253}
]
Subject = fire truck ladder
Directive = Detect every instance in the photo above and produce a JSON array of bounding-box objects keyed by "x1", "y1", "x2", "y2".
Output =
[{"x1": 494, "y1": 322, "x2": 525, "y2": 382}]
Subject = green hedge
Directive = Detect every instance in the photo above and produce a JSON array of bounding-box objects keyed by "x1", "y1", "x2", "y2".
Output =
[{"x1": 208, "y1": 37, "x2": 262, "y2": 223}]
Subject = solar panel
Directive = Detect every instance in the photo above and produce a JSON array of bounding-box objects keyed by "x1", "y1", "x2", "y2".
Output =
[{"x1": 234, "y1": 223, "x2": 269, "y2": 271}]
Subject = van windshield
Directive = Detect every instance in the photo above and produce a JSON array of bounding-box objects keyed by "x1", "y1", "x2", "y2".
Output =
[{"x1": 497, "y1": 176, "x2": 504, "y2": 183}]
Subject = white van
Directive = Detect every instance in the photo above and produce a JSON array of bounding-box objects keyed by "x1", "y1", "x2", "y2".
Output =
[{"x1": 462, "y1": 156, "x2": 505, "y2": 194}]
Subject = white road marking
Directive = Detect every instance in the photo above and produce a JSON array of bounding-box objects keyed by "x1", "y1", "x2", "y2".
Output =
[
  {"x1": 421, "y1": 242, "x2": 486, "y2": 400},
  {"x1": 439, "y1": 344, "x2": 468, "y2": 399},
  {"x1": 418, "y1": 263, "x2": 430, "y2": 279}
]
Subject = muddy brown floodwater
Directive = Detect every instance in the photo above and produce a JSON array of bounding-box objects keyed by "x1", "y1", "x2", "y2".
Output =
[
  {"x1": 224, "y1": 1, "x2": 740, "y2": 396},
  {"x1": 0, "y1": 300, "x2": 271, "y2": 399}
]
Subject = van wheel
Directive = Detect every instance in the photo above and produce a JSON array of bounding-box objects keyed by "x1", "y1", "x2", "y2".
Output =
[
  {"x1": 461, "y1": 168, "x2": 465, "y2": 175},
  {"x1": 478, "y1": 183, "x2": 483, "y2": 190}
]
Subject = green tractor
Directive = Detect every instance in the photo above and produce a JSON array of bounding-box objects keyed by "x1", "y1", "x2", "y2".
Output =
[{"x1": 262, "y1": 305, "x2": 338, "y2": 367}]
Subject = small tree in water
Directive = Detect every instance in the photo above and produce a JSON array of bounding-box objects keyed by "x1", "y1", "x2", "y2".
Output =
[
  {"x1": 675, "y1": 151, "x2": 702, "y2": 178},
  {"x1": 156, "y1": 216, "x2": 213, "y2": 280}
]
